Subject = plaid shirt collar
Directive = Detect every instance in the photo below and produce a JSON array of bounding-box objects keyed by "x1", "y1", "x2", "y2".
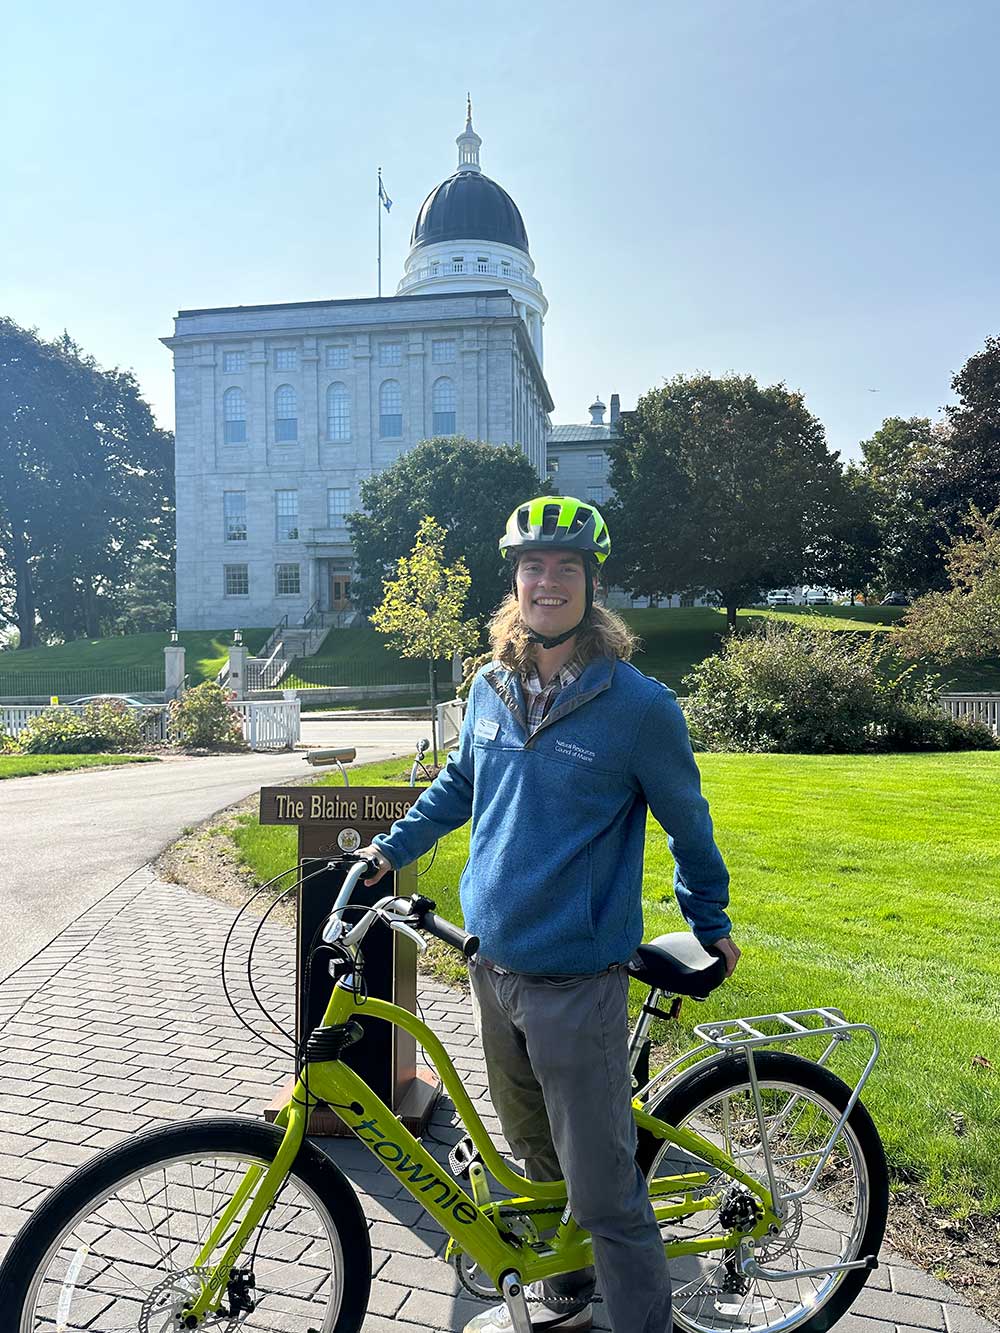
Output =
[{"x1": 521, "y1": 655, "x2": 584, "y2": 731}]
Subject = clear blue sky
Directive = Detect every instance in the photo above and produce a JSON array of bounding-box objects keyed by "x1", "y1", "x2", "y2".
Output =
[{"x1": 3, "y1": 0, "x2": 997, "y2": 461}]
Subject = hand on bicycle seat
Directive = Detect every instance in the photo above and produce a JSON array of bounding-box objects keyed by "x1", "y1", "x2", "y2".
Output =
[
  {"x1": 357, "y1": 844, "x2": 392, "y2": 886},
  {"x1": 712, "y1": 935, "x2": 741, "y2": 977}
]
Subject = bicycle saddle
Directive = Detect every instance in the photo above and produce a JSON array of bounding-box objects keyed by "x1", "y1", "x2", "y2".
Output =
[{"x1": 627, "y1": 932, "x2": 727, "y2": 1000}]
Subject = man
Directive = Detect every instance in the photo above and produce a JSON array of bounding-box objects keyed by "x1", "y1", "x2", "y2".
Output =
[{"x1": 361, "y1": 496, "x2": 738, "y2": 1333}]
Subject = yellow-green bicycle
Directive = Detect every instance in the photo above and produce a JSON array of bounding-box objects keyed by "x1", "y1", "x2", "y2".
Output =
[{"x1": 0, "y1": 854, "x2": 888, "y2": 1332}]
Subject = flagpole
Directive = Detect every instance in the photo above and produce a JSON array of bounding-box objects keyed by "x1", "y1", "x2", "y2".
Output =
[{"x1": 377, "y1": 166, "x2": 382, "y2": 298}]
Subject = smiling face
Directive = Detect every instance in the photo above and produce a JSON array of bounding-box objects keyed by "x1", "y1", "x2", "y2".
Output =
[{"x1": 515, "y1": 549, "x2": 590, "y2": 640}]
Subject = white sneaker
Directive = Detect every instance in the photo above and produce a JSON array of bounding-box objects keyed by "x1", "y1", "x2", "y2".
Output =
[{"x1": 463, "y1": 1282, "x2": 593, "y2": 1333}]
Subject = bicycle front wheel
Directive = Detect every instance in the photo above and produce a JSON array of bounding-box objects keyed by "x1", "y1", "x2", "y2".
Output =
[
  {"x1": 0, "y1": 1117, "x2": 371, "y2": 1333},
  {"x1": 637, "y1": 1050, "x2": 888, "y2": 1333}
]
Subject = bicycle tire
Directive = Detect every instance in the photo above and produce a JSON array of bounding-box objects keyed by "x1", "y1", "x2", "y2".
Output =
[
  {"x1": 0, "y1": 1116, "x2": 372, "y2": 1333},
  {"x1": 637, "y1": 1050, "x2": 889, "y2": 1333}
]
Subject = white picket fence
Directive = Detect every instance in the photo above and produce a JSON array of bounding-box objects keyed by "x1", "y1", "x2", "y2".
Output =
[
  {"x1": 938, "y1": 693, "x2": 1000, "y2": 736},
  {"x1": 228, "y1": 700, "x2": 301, "y2": 750},
  {"x1": 0, "y1": 700, "x2": 300, "y2": 752}
]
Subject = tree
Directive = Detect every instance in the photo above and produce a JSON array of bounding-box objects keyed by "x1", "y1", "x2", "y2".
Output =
[
  {"x1": 896, "y1": 506, "x2": 1000, "y2": 663},
  {"x1": 856, "y1": 415, "x2": 943, "y2": 593},
  {"x1": 0, "y1": 319, "x2": 174, "y2": 646},
  {"x1": 370, "y1": 515, "x2": 479, "y2": 764},
  {"x1": 606, "y1": 373, "x2": 843, "y2": 628},
  {"x1": 349, "y1": 436, "x2": 545, "y2": 623}
]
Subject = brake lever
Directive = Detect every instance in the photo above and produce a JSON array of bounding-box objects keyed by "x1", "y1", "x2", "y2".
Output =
[{"x1": 389, "y1": 919, "x2": 427, "y2": 953}]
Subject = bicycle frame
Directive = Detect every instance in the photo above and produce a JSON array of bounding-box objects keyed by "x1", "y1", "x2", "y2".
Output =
[{"x1": 183, "y1": 975, "x2": 781, "y2": 1321}]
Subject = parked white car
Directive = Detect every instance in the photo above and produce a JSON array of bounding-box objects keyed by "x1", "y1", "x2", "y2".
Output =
[
  {"x1": 802, "y1": 588, "x2": 834, "y2": 605},
  {"x1": 766, "y1": 589, "x2": 796, "y2": 606}
]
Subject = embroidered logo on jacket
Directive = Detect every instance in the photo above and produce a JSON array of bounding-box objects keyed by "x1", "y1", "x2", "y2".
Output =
[{"x1": 554, "y1": 738, "x2": 596, "y2": 763}]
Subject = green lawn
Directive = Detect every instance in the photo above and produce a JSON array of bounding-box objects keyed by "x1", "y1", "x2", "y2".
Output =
[
  {"x1": 225, "y1": 750, "x2": 1000, "y2": 1216},
  {"x1": 285, "y1": 626, "x2": 451, "y2": 689},
  {"x1": 0, "y1": 754, "x2": 159, "y2": 779},
  {"x1": 0, "y1": 630, "x2": 270, "y2": 689}
]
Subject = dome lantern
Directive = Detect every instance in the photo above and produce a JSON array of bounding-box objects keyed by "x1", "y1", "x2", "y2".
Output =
[{"x1": 456, "y1": 94, "x2": 482, "y2": 174}]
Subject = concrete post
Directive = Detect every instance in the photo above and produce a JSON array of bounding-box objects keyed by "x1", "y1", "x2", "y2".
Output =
[
  {"x1": 164, "y1": 642, "x2": 186, "y2": 701},
  {"x1": 228, "y1": 642, "x2": 248, "y2": 700},
  {"x1": 452, "y1": 649, "x2": 464, "y2": 686}
]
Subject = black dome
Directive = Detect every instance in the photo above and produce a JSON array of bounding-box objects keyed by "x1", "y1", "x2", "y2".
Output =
[{"x1": 410, "y1": 171, "x2": 529, "y2": 255}]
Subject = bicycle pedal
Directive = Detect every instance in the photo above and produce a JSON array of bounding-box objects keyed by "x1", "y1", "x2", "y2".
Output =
[{"x1": 448, "y1": 1135, "x2": 482, "y2": 1179}]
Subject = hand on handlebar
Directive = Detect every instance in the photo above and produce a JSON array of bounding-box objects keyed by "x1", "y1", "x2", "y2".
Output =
[{"x1": 357, "y1": 844, "x2": 393, "y2": 887}]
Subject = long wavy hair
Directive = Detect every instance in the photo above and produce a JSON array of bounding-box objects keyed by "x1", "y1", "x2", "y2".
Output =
[{"x1": 487, "y1": 586, "x2": 639, "y2": 675}]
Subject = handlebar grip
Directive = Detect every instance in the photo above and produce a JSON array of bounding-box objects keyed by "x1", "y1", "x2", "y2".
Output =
[{"x1": 422, "y1": 912, "x2": 479, "y2": 958}]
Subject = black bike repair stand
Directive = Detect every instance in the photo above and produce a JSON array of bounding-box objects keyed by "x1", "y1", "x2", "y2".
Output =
[{"x1": 258, "y1": 781, "x2": 439, "y2": 1137}]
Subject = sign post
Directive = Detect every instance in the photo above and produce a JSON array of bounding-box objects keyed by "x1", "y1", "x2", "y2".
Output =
[{"x1": 259, "y1": 784, "x2": 439, "y2": 1136}]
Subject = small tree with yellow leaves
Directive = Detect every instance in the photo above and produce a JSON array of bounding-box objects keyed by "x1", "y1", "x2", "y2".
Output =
[{"x1": 371, "y1": 515, "x2": 479, "y2": 764}]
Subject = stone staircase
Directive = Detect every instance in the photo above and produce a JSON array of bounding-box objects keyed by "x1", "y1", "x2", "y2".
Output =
[{"x1": 219, "y1": 602, "x2": 358, "y2": 692}]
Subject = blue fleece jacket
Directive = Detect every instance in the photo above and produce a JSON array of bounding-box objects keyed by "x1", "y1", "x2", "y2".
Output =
[{"x1": 374, "y1": 656, "x2": 731, "y2": 975}]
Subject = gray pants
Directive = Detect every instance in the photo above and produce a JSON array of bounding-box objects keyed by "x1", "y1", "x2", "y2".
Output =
[{"x1": 469, "y1": 957, "x2": 672, "y2": 1333}]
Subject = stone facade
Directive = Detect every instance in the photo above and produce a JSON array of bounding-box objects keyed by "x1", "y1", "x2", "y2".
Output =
[{"x1": 162, "y1": 290, "x2": 551, "y2": 630}]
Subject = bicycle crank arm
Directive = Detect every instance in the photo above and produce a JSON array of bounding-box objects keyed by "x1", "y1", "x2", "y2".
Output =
[{"x1": 741, "y1": 1249, "x2": 879, "y2": 1282}]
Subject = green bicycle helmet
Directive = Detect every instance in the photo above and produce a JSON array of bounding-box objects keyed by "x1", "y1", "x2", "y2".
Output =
[
  {"x1": 499, "y1": 496, "x2": 612, "y2": 649},
  {"x1": 499, "y1": 495, "x2": 611, "y2": 564}
]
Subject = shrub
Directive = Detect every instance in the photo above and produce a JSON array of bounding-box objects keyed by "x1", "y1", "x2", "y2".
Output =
[
  {"x1": 16, "y1": 699, "x2": 145, "y2": 754},
  {"x1": 457, "y1": 651, "x2": 493, "y2": 701},
  {"x1": 168, "y1": 681, "x2": 246, "y2": 749},
  {"x1": 17, "y1": 708, "x2": 105, "y2": 754},
  {"x1": 79, "y1": 699, "x2": 142, "y2": 750},
  {"x1": 682, "y1": 622, "x2": 998, "y2": 754}
]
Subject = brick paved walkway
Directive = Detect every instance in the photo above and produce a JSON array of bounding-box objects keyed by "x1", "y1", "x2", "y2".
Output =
[{"x1": 0, "y1": 865, "x2": 993, "y2": 1332}]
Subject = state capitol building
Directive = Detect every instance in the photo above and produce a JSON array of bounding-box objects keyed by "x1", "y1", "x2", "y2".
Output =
[{"x1": 163, "y1": 105, "x2": 622, "y2": 630}]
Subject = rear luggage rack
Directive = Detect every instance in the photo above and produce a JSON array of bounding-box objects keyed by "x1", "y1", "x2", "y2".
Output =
[{"x1": 694, "y1": 1006, "x2": 872, "y2": 1050}]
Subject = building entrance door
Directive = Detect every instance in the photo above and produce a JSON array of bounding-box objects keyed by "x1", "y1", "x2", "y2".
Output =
[{"x1": 329, "y1": 573, "x2": 351, "y2": 611}]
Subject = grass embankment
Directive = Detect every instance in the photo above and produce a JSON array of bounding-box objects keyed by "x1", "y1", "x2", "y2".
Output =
[
  {"x1": 0, "y1": 630, "x2": 270, "y2": 687},
  {"x1": 284, "y1": 625, "x2": 451, "y2": 689},
  {"x1": 622, "y1": 605, "x2": 1000, "y2": 693},
  {"x1": 0, "y1": 754, "x2": 159, "y2": 779},
  {"x1": 225, "y1": 750, "x2": 1000, "y2": 1216}
]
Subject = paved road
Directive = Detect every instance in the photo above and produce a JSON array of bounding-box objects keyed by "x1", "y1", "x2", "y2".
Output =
[{"x1": 0, "y1": 717, "x2": 429, "y2": 982}]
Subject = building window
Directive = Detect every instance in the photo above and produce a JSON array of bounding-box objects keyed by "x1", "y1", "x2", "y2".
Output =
[
  {"x1": 275, "y1": 347, "x2": 298, "y2": 371},
  {"x1": 327, "y1": 488, "x2": 350, "y2": 524},
  {"x1": 432, "y1": 338, "x2": 456, "y2": 364},
  {"x1": 326, "y1": 382, "x2": 351, "y2": 440},
  {"x1": 326, "y1": 345, "x2": 349, "y2": 369},
  {"x1": 224, "y1": 564, "x2": 249, "y2": 596},
  {"x1": 274, "y1": 384, "x2": 297, "y2": 442},
  {"x1": 501, "y1": 260, "x2": 511, "y2": 276},
  {"x1": 477, "y1": 256, "x2": 489, "y2": 273},
  {"x1": 432, "y1": 377, "x2": 457, "y2": 435},
  {"x1": 587, "y1": 453, "x2": 604, "y2": 473},
  {"x1": 223, "y1": 387, "x2": 246, "y2": 445},
  {"x1": 547, "y1": 457, "x2": 559, "y2": 473},
  {"x1": 378, "y1": 342, "x2": 401, "y2": 366},
  {"x1": 430, "y1": 260, "x2": 440, "y2": 276},
  {"x1": 379, "y1": 379, "x2": 402, "y2": 437},
  {"x1": 275, "y1": 490, "x2": 299, "y2": 541},
  {"x1": 451, "y1": 256, "x2": 464, "y2": 273},
  {"x1": 587, "y1": 485, "x2": 606, "y2": 505},
  {"x1": 275, "y1": 563, "x2": 301, "y2": 596},
  {"x1": 223, "y1": 491, "x2": 247, "y2": 542},
  {"x1": 223, "y1": 350, "x2": 246, "y2": 374}
]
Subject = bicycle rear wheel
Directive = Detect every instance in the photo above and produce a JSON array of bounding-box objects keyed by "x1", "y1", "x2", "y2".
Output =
[
  {"x1": 0, "y1": 1117, "x2": 371, "y2": 1333},
  {"x1": 637, "y1": 1050, "x2": 888, "y2": 1333}
]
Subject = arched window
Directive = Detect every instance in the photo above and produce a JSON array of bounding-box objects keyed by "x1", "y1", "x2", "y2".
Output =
[
  {"x1": 274, "y1": 384, "x2": 297, "y2": 442},
  {"x1": 379, "y1": 380, "x2": 402, "y2": 438},
  {"x1": 432, "y1": 377, "x2": 456, "y2": 435},
  {"x1": 326, "y1": 383, "x2": 351, "y2": 441},
  {"x1": 223, "y1": 387, "x2": 246, "y2": 444}
]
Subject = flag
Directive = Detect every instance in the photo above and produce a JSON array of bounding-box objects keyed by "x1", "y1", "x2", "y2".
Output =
[{"x1": 378, "y1": 175, "x2": 392, "y2": 213}]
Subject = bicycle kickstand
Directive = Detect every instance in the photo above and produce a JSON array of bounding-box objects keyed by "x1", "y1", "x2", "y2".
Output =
[{"x1": 501, "y1": 1273, "x2": 533, "y2": 1333}]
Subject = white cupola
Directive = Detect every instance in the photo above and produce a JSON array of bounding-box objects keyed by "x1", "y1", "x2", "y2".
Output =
[{"x1": 398, "y1": 100, "x2": 548, "y2": 365}]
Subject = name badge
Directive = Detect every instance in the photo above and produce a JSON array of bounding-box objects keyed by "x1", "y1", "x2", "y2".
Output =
[{"x1": 475, "y1": 717, "x2": 500, "y2": 740}]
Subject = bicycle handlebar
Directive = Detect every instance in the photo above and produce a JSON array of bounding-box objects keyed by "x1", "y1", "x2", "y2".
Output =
[
  {"x1": 413, "y1": 902, "x2": 480, "y2": 957},
  {"x1": 321, "y1": 858, "x2": 479, "y2": 958}
]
